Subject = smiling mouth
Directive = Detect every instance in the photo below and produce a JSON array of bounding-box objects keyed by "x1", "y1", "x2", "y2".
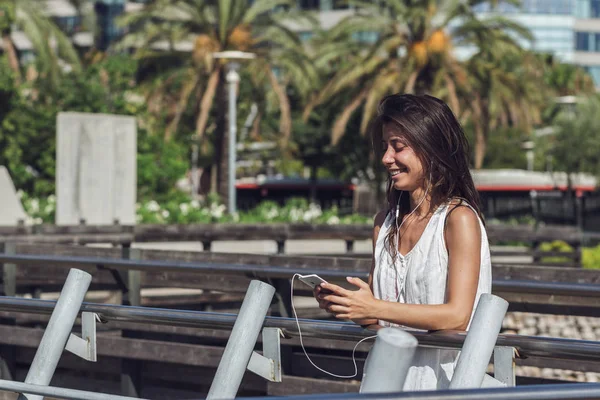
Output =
[{"x1": 389, "y1": 169, "x2": 407, "y2": 177}]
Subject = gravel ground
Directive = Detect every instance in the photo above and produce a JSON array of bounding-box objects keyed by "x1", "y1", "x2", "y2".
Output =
[{"x1": 502, "y1": 312, "x2": 600, "y2": 382}]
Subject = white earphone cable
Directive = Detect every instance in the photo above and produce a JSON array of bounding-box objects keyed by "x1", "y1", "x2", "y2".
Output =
[
  {"x1": 291, "y1": 274, "x2": 377, "y2": 379},
  {"x1": 289, "y1": 171, "x2": 433, "y2": 378}
]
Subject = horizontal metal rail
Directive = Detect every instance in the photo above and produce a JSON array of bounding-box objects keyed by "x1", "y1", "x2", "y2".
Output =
[
  {"x1": 0, "y1": 379, "x2": 146, "y2": 400},
  {"x1": 1, "y1": 297, "x2": 600, "y2": 363},
  {"x1": 1, "y1": 253, "x2": 600, "y2": 298},
  {"x1": 239, "y1": 382, "x2": 600, "y2": 400}
]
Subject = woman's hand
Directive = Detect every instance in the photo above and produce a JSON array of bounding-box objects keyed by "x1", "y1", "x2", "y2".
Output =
[
  {"x1": 319, "y1": 277, "x2": 379, "y2": 320},
  {"x1": 313, "y1": 285, "x2": 334, "y2": 313}
]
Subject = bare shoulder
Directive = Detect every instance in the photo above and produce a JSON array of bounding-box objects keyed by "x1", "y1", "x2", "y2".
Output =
[{"x1": 445, "y1": 203, "x2": 481, "y2": 238}]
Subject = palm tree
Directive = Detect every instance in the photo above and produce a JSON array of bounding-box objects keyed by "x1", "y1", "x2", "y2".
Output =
[
  {"x1": 455, "y1": 8, "x2": 548, "y2": 169},
  {"x1": 305, "y1": 0, "x2": 533, "y2": 149},
  {"x1": 119, "y1": 0, "x2": 317, "y2": 204},
  {"x1": 541, "y1": 54, "x2": 595, "y2": 97},
  {"x1": 0, "y1": 0, "x2": 81, "y2": 86}
]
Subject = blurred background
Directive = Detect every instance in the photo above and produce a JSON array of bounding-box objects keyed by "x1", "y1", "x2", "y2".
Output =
[{"x1": 1, "y1": 0, "x2": 599, "y2": 228}]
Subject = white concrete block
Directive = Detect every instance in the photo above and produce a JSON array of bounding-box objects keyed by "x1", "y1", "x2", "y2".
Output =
[
  {"x1": 0, "y1": 166, "x2": 27, "y2": 226},
  {"x1": 56, "y1": 112, "x2": 137, "y2": 225}
]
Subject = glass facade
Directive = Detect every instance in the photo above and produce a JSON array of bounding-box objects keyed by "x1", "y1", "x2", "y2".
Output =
[
  {"x1": 584, "y1": 66, "x2": 600, "y2": 83},
  {"x1": 94, "y1": 0, "x2": 125, "y2": 51},
  {"x1": 575, "y1": 0, "x2": 600, "y2": 18},
  {"x1": 474, "y1": 0, "x2": 572, "y2": 15}
]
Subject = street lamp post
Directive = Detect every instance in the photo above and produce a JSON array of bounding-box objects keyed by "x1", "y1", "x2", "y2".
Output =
[{"x1": 212, "y1": 51, "x2": 255, "y2": 214}]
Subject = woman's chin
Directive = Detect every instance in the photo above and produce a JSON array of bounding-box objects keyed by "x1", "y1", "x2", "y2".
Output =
[{"x1": 392, "y1": 181, "x2": 408, "y2": 191}]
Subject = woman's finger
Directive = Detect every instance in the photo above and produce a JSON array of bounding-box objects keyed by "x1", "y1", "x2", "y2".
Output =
[
  {"x1": 328, "y1": 304, "x2": 350, "y2": 314},
  {"x1": 320, "y1": 294, "x2": 350, "y2": 306},
  {"x1": 320, "y1": 282, "x2": 349, "y2": 297}
]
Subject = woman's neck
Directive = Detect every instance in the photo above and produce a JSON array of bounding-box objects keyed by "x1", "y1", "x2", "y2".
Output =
[{"x1": 408, "y1": 187, "x2": 432, "y2": 218}]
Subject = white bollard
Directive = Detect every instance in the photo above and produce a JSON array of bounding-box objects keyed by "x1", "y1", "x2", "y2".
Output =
[
  {"x1": 207, "y1": 280, "x2": 276, "y2": 400},
  {"x1": 19, "y1": 268, "x2": 92, "y2": 400},
  {"x1": 360, "y1": 327, "x2": 418, "y2": 393},
  {"x1": 449, "y1": 294, "x2": 509, "y2": 389}
]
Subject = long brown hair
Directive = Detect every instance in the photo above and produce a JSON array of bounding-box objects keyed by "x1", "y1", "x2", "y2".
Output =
[{"x1": 370, "y1": 93, "x2": 483, "y2": 258}]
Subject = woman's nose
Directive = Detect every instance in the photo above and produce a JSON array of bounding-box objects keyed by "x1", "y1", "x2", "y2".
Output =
[{"x1": 382, "y1": 147, "x2": 395, "y2": 165}]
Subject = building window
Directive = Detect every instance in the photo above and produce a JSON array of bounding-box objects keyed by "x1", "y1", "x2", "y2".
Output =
[
  {"x1": 575, "y1": 31, "x2": 600, "y2": 51},
  {"x1": 576, "y1": 32, "x2": 590, "y2": 50},
  {"x1": 351, "y1": 31, "x2": 379, "y2": 44},
  {"x1": 475, "y1": 0, "x2": 572, "y2": 14},
  {"x1": 576, "y1": 0, "x2": 600, "y2": 17},
  {"x1": 298, "y1": 31, "x2": 314, "y2": 42},
  {"x1": 299, "y1": 0, "x2": 319, "y2": 10}
]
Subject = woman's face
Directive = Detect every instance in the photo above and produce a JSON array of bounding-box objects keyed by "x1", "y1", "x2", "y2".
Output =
[{"x1": 381, "y1": 123, "x2": 425, "y2": 192}]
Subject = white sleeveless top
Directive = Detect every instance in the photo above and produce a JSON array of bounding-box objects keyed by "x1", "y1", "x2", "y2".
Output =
[{"x1": 369, "y1": 201, "x2": 492, "y2": 391}]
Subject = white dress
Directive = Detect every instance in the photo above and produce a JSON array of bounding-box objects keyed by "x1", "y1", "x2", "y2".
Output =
[{"x1": 367, "y1": 201, "x2": 492, "y2": 391}]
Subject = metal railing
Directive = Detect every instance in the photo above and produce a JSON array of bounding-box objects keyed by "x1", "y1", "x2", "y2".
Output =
[
  {"x1": 1, "y1": 253, "x2": 600, "y2": 299},
  {"x1": 1, "y1": 296, "x2": 600, "y2": 363},
  {"x1": 238, "y1": 383, "x2": 600, "y2": 400}
]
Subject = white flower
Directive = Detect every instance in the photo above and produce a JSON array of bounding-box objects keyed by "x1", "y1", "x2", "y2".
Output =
[
  {"x1": 135, "y1": 203, "x2": 141, "y2": 210},
  {"x1": 34, "y1": 217, "x2": 43, "y2": 225},
  {"x1": 146, "y1": 200, "x2": 160, "y2": 212},
  {"x1": 136, "y1": 214, "x2": 143, "y2": 223},
  {"x1": 16, "y1": 190, "x2": 24, "y2": 199},
  {"x1": 44, "y1": 204, "x2": 54, "y2": 214},
  {"x1": 47, "y1": 195, "x2": 56, "y2": 204},
  {"x1": 327, "y1": 216, "x2": 340, "y2": 225},
  {"x1": 210, "y1": 203, "x2": 226, "y2": 219},
  {"x1": 29, "y1": 199, "x2": 40, "y2": 213},
  {"x1": 265, "y1": 207, "x2": 279, "y2": 220},
  {"x1": 190, "y1": 200, "x2": 200, "y2": 209},
  {"x1": 179, "y1": 203, "x2": 190, "y2": 215},
  {"x1": 161, "y1": 210, "x2": 170, "y2": 219},
  {"x1": 303, "y1": 203, "x2": 323, "y2": 222},
  {"x1": 289, "y1": 208, "x2": 302, "y2": 222}
]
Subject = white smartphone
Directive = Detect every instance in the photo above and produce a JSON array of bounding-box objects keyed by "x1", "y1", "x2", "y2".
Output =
[{"x1": 298, "y1": 274, "x2": 328, "y2": 289}]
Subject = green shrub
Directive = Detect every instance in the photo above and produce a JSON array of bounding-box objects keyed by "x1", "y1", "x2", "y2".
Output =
[
  {"x1": 538, "y1": 240, "x2": 574, "y2": 264},
  {"x1": 583, "y1": 245, "x2": 600, "y2": 270}
]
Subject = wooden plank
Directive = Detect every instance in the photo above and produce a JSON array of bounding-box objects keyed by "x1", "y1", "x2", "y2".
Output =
[
  {"x1": 0, "y1": 325, "x2": 225, "y2": 367},
  {"x1": 267, "y1": 375, "x2": 360, "y2": 396},
  {"x1": 0, "y1": 223, "x2": 587, "y2": 246}
]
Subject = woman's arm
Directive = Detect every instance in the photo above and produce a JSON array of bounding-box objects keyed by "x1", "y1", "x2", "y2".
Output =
[
  {"x1": 350, "y1": 210, "x2": 387, "y2": 327},
  {"x1": 320, "y1": 205, "x2": 482, "y2": 331}
]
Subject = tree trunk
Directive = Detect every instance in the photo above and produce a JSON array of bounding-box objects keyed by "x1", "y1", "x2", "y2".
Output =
[
  {"x1": 267, "y1": 67, "x2": 291, "y2": 146},
  {"x1": 309, "y1": 164, "x2": 318, "y2": 205},
  {"x1": 472, "y1": 97, "x2": 489, "y2": 170},
  {"x1": 474, "y1": 121, "x2": 486, "y2": 170},
  {"x1": 2, "y1": 34, "x2": 21, "y2": 84}
]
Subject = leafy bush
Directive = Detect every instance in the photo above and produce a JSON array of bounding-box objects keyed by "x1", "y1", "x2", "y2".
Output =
[
  {"x1": 23, "y1": 195, "x2": 371, "y2": 225},
  {"x1": 583, "y1": 245, "x2": 600, "y2": 270},
  {"x1": 538, "y1": 240, "x2": 574, "y2": 264}
]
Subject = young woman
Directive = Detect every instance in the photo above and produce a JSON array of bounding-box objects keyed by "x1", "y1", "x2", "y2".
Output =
[{"x1": 314, "y1": 93, "x2": 492, "y2": 391}]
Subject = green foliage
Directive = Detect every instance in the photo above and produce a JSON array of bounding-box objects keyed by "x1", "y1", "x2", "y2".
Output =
[
  {"x1": 0, "y1": 56, "x2": 189, "y2": 201},
  {"x1": 137, "y1": 130, "x2": 189, "y2": 202},
  {"x1": 479, "y1": 127, "x2": 528, "y2": 169},
  {"x1": 583, "y1": 244, "x2": 600, "y2": 270},
  {"x1": 19, "y1": 190, "x2": 55, "y2": 225},
  {"x1": 550, "y1": 96, "x2": 600, "y2": 177}
]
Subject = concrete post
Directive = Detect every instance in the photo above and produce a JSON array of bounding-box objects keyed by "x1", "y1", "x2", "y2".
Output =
[
  {"x1": 18, "y1": 268, "x2": 92, "y2": 400},
  {"x1": 207, "y1": 280, "x2": 275, "y2": 399},
  {"x1": 360, "y1": 328, "x2": 418, "y2": 393},
  {"x1": 449, "y1": 294, "x2": 509, "y2": 389}
]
